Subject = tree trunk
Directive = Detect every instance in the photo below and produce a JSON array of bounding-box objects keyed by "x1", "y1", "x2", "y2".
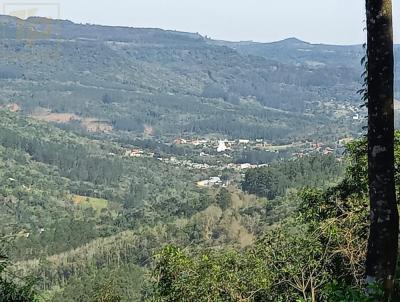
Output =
[{"x1": 366, "y1": 0, "x2": 399, "y2": 297}]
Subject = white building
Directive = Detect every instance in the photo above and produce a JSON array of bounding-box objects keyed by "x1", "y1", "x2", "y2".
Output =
[
  {"x1": 196, "y1": 176, "x2": 222, "y2": 187},
  {"x1": 240, "y1": 163, "x2": 252, "y2": 169},
  {"x1": 217, "y1": 141, "x2": 228, "y2": 152}
]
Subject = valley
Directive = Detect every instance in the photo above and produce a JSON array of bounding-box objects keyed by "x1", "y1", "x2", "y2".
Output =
[{"x1": 0, "y1": 15, "x2": 393, "y2": 302}]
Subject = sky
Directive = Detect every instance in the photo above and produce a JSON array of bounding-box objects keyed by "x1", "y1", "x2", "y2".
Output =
[{"x1": 0, "y1": 0, "x2": 399, "y2": 45}]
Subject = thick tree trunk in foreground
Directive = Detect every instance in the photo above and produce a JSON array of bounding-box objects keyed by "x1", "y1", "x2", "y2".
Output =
[{"x1": 366, "y1": 0, "x2": 399, "y2": 296}]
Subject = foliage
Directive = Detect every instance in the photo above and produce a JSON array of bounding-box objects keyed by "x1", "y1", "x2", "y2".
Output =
[
  {"x1": 149, "y1": 134, "x2": 400, "y2": 301},
  {"x1": 151, "y1": 245, "x2": 270, "y2": 302},
  {"x1": 0, "y1": 246, "x2": 37, "y2": 302},
  {"x1": 50, "y1": 264, "x2": 144, "y2": 302},
  {"x1": 216, "y1": 188, "x2": 232, "y2": 210},
  {"x1": 242, "y1": 154, "x2": 343, "y2": 199}
]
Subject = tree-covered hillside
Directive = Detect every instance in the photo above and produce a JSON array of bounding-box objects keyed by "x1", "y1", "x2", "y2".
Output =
[
  {"x1": 149, "y1": 134, "x2": 400, "y2": 302},
  {"x1": 0, "y1": 109, "x2": 346, "y2": 301},
  {"x1": 1, "y1": 13, "x2": 397, "y2": 302},
  {"x1": 0, "y1": 15, "x2": 366, "y2": 141}
]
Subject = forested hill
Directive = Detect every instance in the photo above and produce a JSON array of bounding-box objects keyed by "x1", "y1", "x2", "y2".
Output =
[
  {"x1": 0, "y1": 15, "x2": 368, "y2": 140},
  {"x1": 214, "y1": 38, "x2": 363, "y2": 67},
  {"x1": 0, "y1": 109, "x2": 344, "y2": 301}
]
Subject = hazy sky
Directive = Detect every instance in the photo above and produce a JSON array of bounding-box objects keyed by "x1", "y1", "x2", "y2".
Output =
[{"x1": 1, "y1": 0, "x2": 400, "y2": 45}]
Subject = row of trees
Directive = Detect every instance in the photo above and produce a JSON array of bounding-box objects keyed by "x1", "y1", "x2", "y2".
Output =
[{"x1": 241, "y1": 154, "x2": 342, "y2": 200}]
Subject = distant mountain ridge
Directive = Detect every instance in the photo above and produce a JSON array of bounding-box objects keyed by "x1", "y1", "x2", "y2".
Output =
[
  {"x1": 0, "y1": 14, "x2": 365, "y2": 68},
  {"x1": 0, "y1": 15, "x2": 204, "y2": 43}
]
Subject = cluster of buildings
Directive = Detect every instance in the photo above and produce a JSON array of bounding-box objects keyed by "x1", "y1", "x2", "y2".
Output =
[
  {"x1": 174, "y1": 138, "x2": 208, "y2": 146},
  {"x1": 174, "y1": 137, "x2": 272, "y2": 153},
  {"x1": 292, "y1": 142, "x2": 335, "y2": 158},
  {"x1": 124, "y1": 135, "x2": 352, "y2": 176},
  {"x1": 167, "y1": 156, "x2": 269, "y2": 172},
  {"x1": 124, "y1": 148, "x2": 154, "y2": 158},
  {"x1": 165, "y1": 156, "x2": 211, "y2": 170},
  {"x1": 197, "y1": 177, "x2": 223, "y2": 187},
  {"x1": 291, "y1": 137, "x2": 354, "y2": 159}
]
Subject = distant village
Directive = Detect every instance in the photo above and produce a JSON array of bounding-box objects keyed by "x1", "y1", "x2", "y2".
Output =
[
  {"x1": 122, "y1": 135, "x2": 354, "y2": 185},
  {"x1": 118, "y1": 98, "x2": 361, "y2": 188},
  {"x1": 172, "y1": 137, "x2": 347, "y2": 156}
]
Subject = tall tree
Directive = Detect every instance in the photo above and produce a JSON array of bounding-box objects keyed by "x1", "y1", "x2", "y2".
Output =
[{"x1": 365, "y1": 0, "x2": 399, "y2": 297}]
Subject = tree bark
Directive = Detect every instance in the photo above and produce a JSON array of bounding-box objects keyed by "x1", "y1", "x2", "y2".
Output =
[{"x1": 366, "y1": 0, "x2": 399, "y2": 297}]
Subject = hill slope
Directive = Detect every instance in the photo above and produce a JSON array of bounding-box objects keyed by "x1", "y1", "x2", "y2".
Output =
[{"x1": 0, "y1": 15, "x2": 367, "y2": 141}]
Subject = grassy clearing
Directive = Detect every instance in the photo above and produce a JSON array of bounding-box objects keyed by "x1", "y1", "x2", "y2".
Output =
[{"x1": 71, "y1": 195, "x2": 109, "y2": 214}]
